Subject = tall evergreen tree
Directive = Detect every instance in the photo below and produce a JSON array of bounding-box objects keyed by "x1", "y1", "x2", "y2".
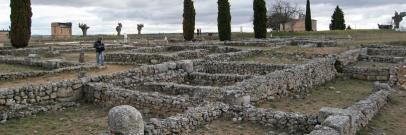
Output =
[
  {"x1": 330, "y1": 6, "x2": 346, "y2": 30},
  {"x1": 253, "y1": 0, "x2": 267, "y2": 38},
  {"x1": 218, "y1": 0, "x2": 231, "y2": 41},
  {"x1": 10, "y1": 0, "x2": 32, "y2": 48},
  {"x1": 305, "y1": 0, "x2": 312, "y2": 31},
  {"x1": 183, "y1": 0, "x2": 195, "y2": 41}
]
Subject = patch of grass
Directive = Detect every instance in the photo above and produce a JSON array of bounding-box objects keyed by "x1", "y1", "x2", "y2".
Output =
[
  {"x1": 0, "y1": 104, "x2": 109, "y2": 135},
  {"x1": 0, "y1": 64, "x2": 45, "y2": 73},
  {"x1": 257, "y1": 79, "x2": 374, "y2": 114},
  {"x1": 357, "y1": 90, "x2": 406, "y2": 135}
]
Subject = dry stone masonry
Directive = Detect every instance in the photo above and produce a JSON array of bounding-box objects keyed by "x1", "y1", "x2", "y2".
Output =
[{"x1": 0, "y1": 42, "x2": 404, "y2": 135}]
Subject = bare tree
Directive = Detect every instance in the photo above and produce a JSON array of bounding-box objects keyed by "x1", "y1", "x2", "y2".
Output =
[
  {"x1": 116, "y1": 23, "x2": 122, "y2": 36},
  {"x1": 267, "y1": 0, "x2": 303, "y2": 31},
  {"x1": 137, "y1": 24, "x2": 144, "y2": 35},
  {"x1": 78, "y1": 23, "x2": 90, "y2": 36}
]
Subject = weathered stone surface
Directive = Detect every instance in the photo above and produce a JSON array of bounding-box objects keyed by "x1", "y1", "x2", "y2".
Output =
[{"x1": 108, "y1": 105, "x2": 144, "y2": 135}]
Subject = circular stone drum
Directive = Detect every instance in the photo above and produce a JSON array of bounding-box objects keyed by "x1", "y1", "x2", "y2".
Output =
[{"x1": 108, "y1": 105, "x2": 144, "y2": 135}]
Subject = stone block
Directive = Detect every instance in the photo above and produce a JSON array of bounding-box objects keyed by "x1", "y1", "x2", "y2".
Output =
[{"x1": 322, "y1": 115, "x2": 351, "y2": 135}]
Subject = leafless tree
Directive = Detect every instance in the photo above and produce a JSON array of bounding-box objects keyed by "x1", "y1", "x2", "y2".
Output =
[
  {"x1": 267, "y1": 0, "x2": 303, "y2": 31},
  {"x1": 78, "y1": 23, "x2": 90, "y2": 36},
  {"x1": 116, "y1": 23, "x2": 123, "y2": 36},
  {"x1": 137, "y1": 24, "x2": 144, "y2": 35}
]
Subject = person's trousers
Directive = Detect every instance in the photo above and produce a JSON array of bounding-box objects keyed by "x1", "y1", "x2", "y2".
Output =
[{"x1": 96, "y1": 51, "x2": 105, "y2": 65}]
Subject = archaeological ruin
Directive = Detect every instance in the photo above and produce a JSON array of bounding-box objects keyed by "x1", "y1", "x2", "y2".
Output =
[{"x1": 0, "y1": 36, "x2": 405, "y2": 135}]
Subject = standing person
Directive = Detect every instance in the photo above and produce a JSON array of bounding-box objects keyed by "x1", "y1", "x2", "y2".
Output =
[{"x1": 94, "y1": 37, "x2": 105, "y2": 66}]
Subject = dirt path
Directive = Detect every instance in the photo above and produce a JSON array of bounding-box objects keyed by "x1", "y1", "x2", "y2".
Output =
[{"x1": 0, "y1": 64, "x2": 136, "y2": 88}]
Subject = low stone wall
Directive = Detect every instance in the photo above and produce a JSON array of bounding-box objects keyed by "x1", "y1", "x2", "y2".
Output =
[
  {"x1": 195, "y1": 61, "x2": 293, "y2": 75},
  {"x1": 0, "y1": 56, "x2": 77, "y2": 69},
  {"x1": 308, "y1": 83, "x2": 394, "y2": 135},
  {"x1": 358, "y1": 55, "x2": 404, "y2": 63},
  {"x1": 0, "y1": 78, "x2": 87, "y2": 121},
  {"x1": 343, "y1": 66, "x2": 391, "y2": 81},
  {"x1": 105, "y1": 49, "x2": 209, "y2": 64},
  {"x1": 203, "y1": 50, "x2": 262, "y2": 61},
  {"x1": 0, "y1": 45, "x2": 137, "y2": 56},
  {"x1": 84, "y1": 83, "x2": 194, "y2": 114},
  {"x1": 105, "y1": 53, "x2": 176, "y2": 64},
  {"x1": 130, "y1": 45, "x2": 240, "y2": 54},
  {"x1": 366, "y1": 48, "x2": 406, "y2": 57},
  {"x1": 335, "y1": 49, "x2": 361, "y2": 68},
  {"x1": 144, "y1": 102, "x2": 229, "y2": 135},
  {"x1": 141, "y1": 82, "x2": 221, "y2": 99},
  {"x1": 186, "y1": 72, "x2": 252, "y2": 86},
  {"x1": 0, "y1": 64, "x2": 102, "y2": 81},
  {"x1": 223, "y1": 58, "x2": 337, "y2": 104},
  {"x1": 231, "y1": 106, "x2": 319, "y2": 134}
]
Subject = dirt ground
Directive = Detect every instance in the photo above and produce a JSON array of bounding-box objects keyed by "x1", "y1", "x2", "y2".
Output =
[
  {"x1": 0, "y1": 64, "x2": 136, "y2": 88},
  {"x1": 257, "y1": 79, "x2": 373, "y2": 114},
  {"x1": 191, "y1": 120, "x2": 271, "y2": 135},
  {"x1": 0, "y1": 104, "x2": 109, "y2": 135},
  {"x1": 357, "y1": 89, "x2": 406, "y2": 135},
  {"x1": 0, "y1": 64, "x2": 46, "y2": 73}
]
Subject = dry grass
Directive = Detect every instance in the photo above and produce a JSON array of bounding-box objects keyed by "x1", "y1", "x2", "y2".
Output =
[
  {"x1": 191, "y1": 120, "x2": 270, "y2": 135},
  {"x1": 257, "y1": 79, "x2": 373, "y2": 114},
  {"x1": 0, "y1": 104, "x2": 109, "y2": 135},
  {"x1": 0, "y1": 64, "x2": 45, "y2": 74},
  {"x1": 357, "y1": 89, "x2": 406, "y2": 135},
  {"x1": 0, "y1": 64, "x2": 136, "y2": 88}
]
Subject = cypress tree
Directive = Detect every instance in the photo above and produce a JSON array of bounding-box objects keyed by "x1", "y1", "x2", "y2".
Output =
[
  {"x1": 218, "y1": 0, "x2": 231, "y2": 41},
  {"x1": 183, "y1": 0, "x2": 195, "y2": 41},
  {"x1": 10, "y1": 0, "x2": 32, "y2": 48},
  {"x1": 330, "y1": 6, "x2": 346, "y2": 30},
  {"x1": 305, "y1": 0, "x2": 312, "y2": 31},
  {"x1": 253, "y1": 0, "x2": 267, "y2": 38}
]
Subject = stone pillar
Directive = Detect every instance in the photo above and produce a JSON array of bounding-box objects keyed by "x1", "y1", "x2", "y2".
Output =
[{"x1": 108, "y1": 105, "x2": 144, "y2": 135}]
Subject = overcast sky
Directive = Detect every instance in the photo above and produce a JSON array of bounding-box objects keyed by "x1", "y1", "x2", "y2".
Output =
[{"x1": 0, "y1": 0, "x2": 405, "y2": 35}]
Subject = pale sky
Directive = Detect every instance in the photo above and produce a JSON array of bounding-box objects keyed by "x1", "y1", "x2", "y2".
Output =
[{"x1": 0, "y1": 0, "x2": 405, "y2": 35}]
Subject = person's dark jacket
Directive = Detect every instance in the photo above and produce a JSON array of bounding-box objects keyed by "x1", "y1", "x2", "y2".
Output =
[{"x1": 94, "y1": 41, "x2": 105, "y2": 53}]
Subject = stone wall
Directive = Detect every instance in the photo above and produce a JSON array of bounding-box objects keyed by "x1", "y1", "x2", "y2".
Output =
[
  {"x1": 202, "y1": 50, "x2": 262, "y2": 62},
  {"x1": 130, "y1": 45, "x2": 240, "y2": 54},
  {"x1": 0, "y1": 45, "x2": 137, "y2": 56},
  {"x1": 84, "y1": 83, "x2": 194, "y2": 114},
  {"x1": 186, "y1": 72, "x2": 252, "y2": 86},
  {"x1": 223, "y1": 58, "x2": 337, "y2": 104},
  {"x1": 195, "y1": 61, "x2": 293, "y2": 75},
  {"x1": 231, "y1": 106, "x2": 319, "y2": 134},
  {"x1": 358, "y1": 55, "x2": 404, "y2": 63},
  {"x1": 308, "y1": 83, "x2": 394, "y2": 135},
  {"x1": 0, "y1": 65, "x2": 101, "y2": 81},
  {"x1": 367, "y1": 48, "x2": 406, "y2": 57},
  {"x1": 0, "y1": 56, "x2": 77, "y2": 69},
  {"x1": 105, "y1": 49, "x2": 209, "y2": 64},
  {"x1": 144, "y1": 102, "x2": 229, "y2": 135},
  {"x1": 0, "y1": 78, "x2": 86, "y2": 121},
  {"x1": 343, "y1": 66, "x2": 391, "y2": 81}
]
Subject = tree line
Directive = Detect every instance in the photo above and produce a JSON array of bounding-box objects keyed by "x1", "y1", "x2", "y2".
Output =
[{"x1": 10, "y1": 0, "x2": 348, "y2": 48}]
